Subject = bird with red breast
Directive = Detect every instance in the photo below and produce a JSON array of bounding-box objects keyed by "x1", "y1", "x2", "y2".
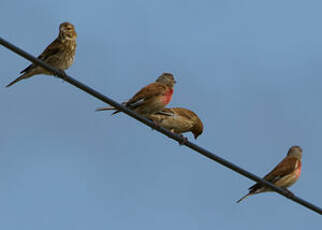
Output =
[
  {"x1": 147, "y1": 107, "x2": 203, "y2": 139},
  {"x1": 6, "y1": 22, "x2": 77, "y2": 87},
  {"x1": 236, "y1": 145, "x2": 302, "y2": 203},
  {"x1": 96, "y1": 73, "x2": 176, "y2": 116}
]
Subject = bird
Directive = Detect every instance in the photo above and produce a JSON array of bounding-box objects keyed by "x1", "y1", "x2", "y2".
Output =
[
  {"x1": 96, "y1": 73, "x2": 176, "y2": 116},
  {"x1": 147, "y1": 107, "x2": 203, "y2": 139},
  {"x1": 236, "y1": 145, "x2": 302, "y2": 203},
  {"x1": 6, "y1": 22, "x2": 77, "y2": 87}
]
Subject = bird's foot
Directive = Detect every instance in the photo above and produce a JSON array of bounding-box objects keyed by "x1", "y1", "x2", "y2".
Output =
[
  {"x1": 150, "y1": 119, "x2": 159, "y2": 131},
  {"x1": 55, "y1": 70, "x2": 68, "y2": 81},
  {"x1": 178, "y1": 134, "x2": 188, "y2": 145},
  {"x1": 284, "y1": 188, "x2": 295, "y2": 198}
]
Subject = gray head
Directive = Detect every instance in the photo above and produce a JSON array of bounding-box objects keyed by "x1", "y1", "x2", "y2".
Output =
[
  {"x1": 156, "y1": 73, "x2": 176, "y2": 88},
  {"x1": 287, "y1": 145, "x2": 303, "y2": 159}
]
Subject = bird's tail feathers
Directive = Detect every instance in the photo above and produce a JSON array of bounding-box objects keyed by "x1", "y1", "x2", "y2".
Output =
[
  {"x1": 95, "y1": 106, "x2": 116, "y2": 112},
  {"x1": 236, "y1": 193, "x2": 252, "y2": 203},
  {"x1": 95, "y1": 106, "x2": 121, "y2": 115},
  {"x1": 6, "y1": 71, "x2": 36, "y2": 87},
  {"x1": 6, "y1": 75, "x2": 27, "y2": 87}
]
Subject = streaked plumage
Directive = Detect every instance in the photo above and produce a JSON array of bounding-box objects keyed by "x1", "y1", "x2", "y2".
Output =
[
  {"x1": 147, "y1": 107, "x2": 203, "y2": 139},
  {"x1": 96, "y1": 73, "x2": 176, "y2": 116},
  {"x1": 6, "y1": 22, "x2": 77, "y2": 87},
  {"x1": 237, "y1": 146, "x2": 302, "y2": 203}
]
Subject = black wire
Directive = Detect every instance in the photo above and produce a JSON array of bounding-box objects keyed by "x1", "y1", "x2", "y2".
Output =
[{"x1": 1, "y1": 37, "x2": 321, "y2": 215}]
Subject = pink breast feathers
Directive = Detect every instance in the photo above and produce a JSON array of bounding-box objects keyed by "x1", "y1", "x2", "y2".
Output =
[
  {"x1": 162, "y1": 88, "x2": 174, "y2": 105},
  {"x1": 295, "y1": 160, "x2": 302, "y2": 179}
]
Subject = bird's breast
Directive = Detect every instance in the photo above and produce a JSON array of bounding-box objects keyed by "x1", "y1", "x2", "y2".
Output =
[
  {"x1": 295, "y1": 161, "x2": 302, "y2": 179},
  {"x1": 60, "y1": 41, "x2": 76, "y2": 69},
  {"x1": 162, "y1": 88, "x2": 173, "y2": 105}
]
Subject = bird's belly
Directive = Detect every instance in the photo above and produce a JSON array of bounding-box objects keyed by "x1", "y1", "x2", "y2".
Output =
[
  {"x1": 275, "y1": 174, "x2": 298, "y2": 188},
  {"x1": 59, "y1": 55, "x2": 74, "y2": 70},
  {"x1": 158, "y1": 116, "x2": 192, "y2": 133},
  {"x1": 45, "y1": 52, "x2": 74, "y2": 71}
]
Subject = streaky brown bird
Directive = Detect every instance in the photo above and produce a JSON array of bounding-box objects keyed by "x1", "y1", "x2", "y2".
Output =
[
  {"x1": 6, "y1": 22, "x2": 77, "y2": 87},
  {"x1": 96, "y1": 73, "x2": 176, "y2": 116},
  {"x1": 147, "y1": 107, "x2": 203, "y2": 139},
  {"x1": 236, "y1": 146, "x2": 303, "y2": 203}
]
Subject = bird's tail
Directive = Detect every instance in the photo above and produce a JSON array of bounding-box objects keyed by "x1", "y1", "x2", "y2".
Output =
[
  {"x1": 236, "y1": 193, "x2": 251, "y2": 203},
  {"x1": 95, "y1": 106, "x2": 120, "y2": 115},
  {"x1": 6, "y1": 75, "x2": 26, "y2": 87},
  {"x1": 95, "y1": 106, "x2": 116, "y2": 112},
  {"x1": 6, "y1": 71, "x2": 35, "y2": 87}
]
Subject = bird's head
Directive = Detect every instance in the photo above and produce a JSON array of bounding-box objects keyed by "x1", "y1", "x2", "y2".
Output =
[
  {"x1": 192, "y1": 116, "x2": 204, "y2": 139},
  {"x1": 156, "y1": 73, "x2": 176, "y2": 88},
  {"x1": 287, "y1": 146, "x2": 303, "y2": 160},
  {"x1": 59, "y1": 22, "x2": 77, "y2": 41}
]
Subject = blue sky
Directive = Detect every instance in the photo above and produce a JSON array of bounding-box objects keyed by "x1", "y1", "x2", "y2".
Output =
[{"x1": 1, "y1": 0, "x2": 321, "y2": 229}]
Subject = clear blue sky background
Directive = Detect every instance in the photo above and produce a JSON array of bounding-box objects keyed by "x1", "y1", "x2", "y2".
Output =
[{"x1": 1, "y1": 0, "x2": 321, "y2": 229}]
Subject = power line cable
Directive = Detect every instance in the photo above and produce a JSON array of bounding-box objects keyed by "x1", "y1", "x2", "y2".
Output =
[{"x1": 1, "y1": 37, "x2": 321, "y2": 215}]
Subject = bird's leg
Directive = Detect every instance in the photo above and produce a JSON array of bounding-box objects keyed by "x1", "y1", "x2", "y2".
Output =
[
  {"x1": 149, "y1": 119, "x2": 159, "y2": 131},
  {"x1": 284, "y1": 188, "x2": 295, "y2": 198},
  {"x1": 170, "y1": 129, "x2": 185, "y2": 145},
  {"x1": 61, "y1": 70, "x2": 68, "y2": 81},
  {"x1": 54, "y1": 69, "x2": 68, "y2": 81},
  {"x1": 177, "y1": 134, "x2": 188, "y2": 145}
]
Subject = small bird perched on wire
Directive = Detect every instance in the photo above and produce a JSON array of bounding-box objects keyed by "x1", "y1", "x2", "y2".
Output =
[
  {"x1": 6, "y1": 22, "x2": 77, "y2": 87},
  {"x1": 236, "y1": 146, "x2": 302, "y2": 203},
  {"x1": 147, "y1": 107, "x2": 203, "y2": 139},
  {"x1": 96, "y1": 73, "x2": 176, "y2": 116}
]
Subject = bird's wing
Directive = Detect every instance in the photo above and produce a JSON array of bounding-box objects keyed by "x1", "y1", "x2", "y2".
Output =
[
  {"x1": 248, "y1": 157, "x2": 298, "y2": 191},
  {"x1": 20, "y1": 39, "x2": 63, "y2": 74},
  {"x1": 155, "y1": 108, "x2": 175, "y2": 116},
  {"x1": 126, "y1": 83, "x2": 167, "y2": 107},
  {"x1": 263, "y1": 157, "x2": 298, "y2": 183},
  {"x1": 172, "y1": 108, "x2": 197, "y2": 120},
  {"x1": 174, "y1": 108, "x2": 203, "y2": 137}
]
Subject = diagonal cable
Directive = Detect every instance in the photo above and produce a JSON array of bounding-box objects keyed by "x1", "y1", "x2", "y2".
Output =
[{"x1": 1, "y1": 37, "x2": 321, "y2": 215}]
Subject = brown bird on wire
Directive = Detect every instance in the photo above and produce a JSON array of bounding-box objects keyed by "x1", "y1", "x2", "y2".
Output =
[
  {"x1": 96, "y1": 73, "x2": 176, "y2": 116},
  {"x1": 6, "y1": 22, "x2": 77, "y2": 87},
  {"x1": 147, "y1": 107, "x2": 203, "y2": 139},
  {"x1": 236, "y1": 146, "x2": 302, "y2": 203}
]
